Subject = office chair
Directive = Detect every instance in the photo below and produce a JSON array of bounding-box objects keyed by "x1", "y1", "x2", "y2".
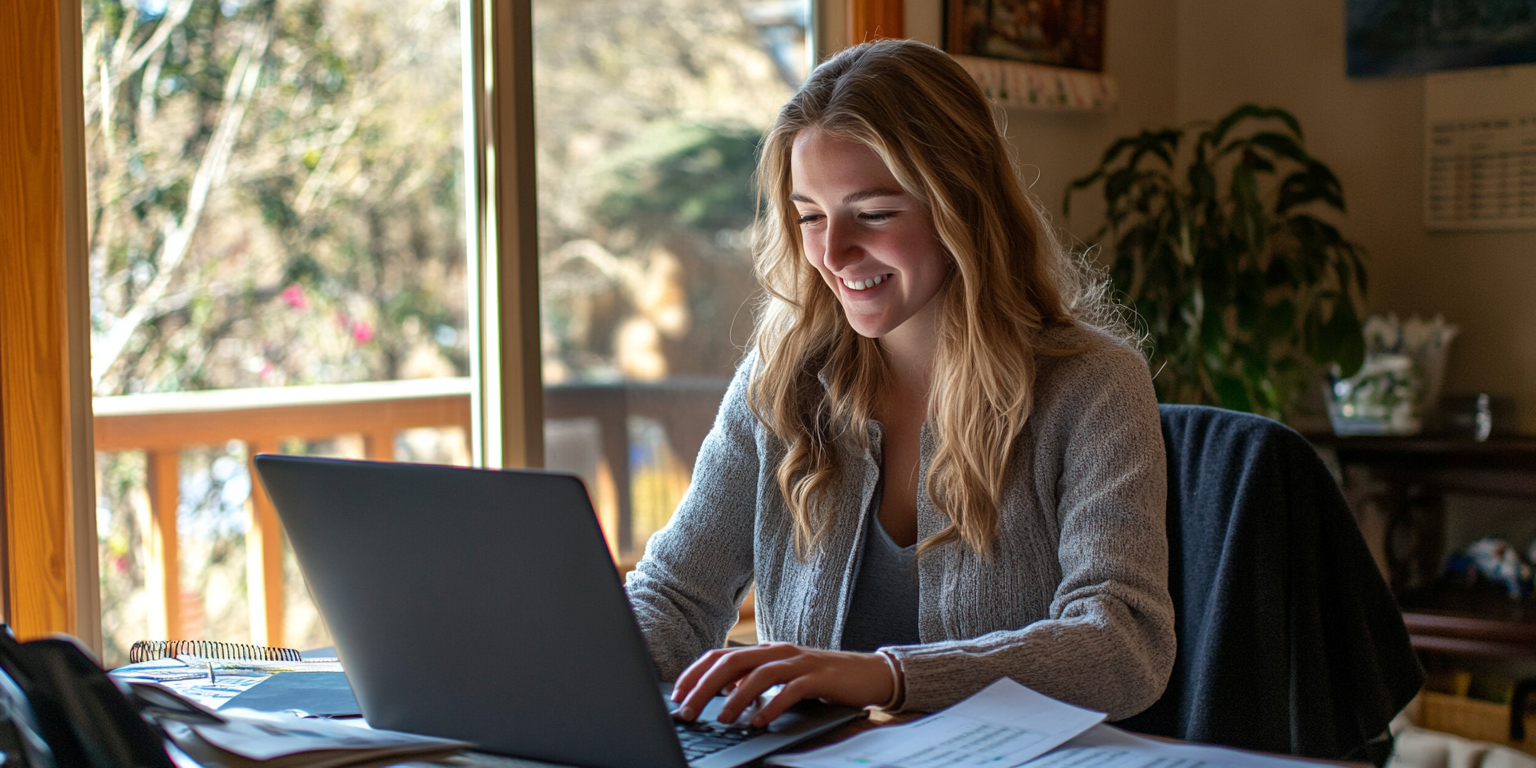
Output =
[{"x1": 1117, "y1": 405, "x2": 1424, "y2": 764}]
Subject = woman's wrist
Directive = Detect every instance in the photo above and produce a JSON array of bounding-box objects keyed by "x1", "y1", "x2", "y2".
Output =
[{"x1": 874, "y1": 649, "x2": 905, "y2": 711}]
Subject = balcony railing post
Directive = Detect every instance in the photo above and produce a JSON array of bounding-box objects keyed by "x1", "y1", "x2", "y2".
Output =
[
  {"x1": 245, "y1": 441, "x2": 286, "y2": 647},
  {"x1": 364, "y1": 433, "x2": 393, "y2": 462},
  {"x1": 145, "y1": 450, "x2": 182, "y2": 640}
]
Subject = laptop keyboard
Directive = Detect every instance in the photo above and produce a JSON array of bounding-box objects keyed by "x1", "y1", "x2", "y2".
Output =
[{"x1": 674, "y1": 719, "x2": 765, "y2": 762}]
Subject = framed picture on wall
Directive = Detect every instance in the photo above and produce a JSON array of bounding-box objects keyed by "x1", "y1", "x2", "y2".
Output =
[
  {"x1": 1348, "y1": 0, "x2": 1536, "y2": 77},
  {"x1": 944, "y1": 0, "x2": 1105, "y2": 72}
]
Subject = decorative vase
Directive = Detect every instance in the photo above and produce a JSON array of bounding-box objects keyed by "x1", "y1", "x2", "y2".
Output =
[{"x1": 1326, "y1": 314, "x2": 1458, "y2": 437}]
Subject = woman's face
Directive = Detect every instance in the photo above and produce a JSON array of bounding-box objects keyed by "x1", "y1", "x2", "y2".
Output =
[{"x1": 790, "y1": 129, "x2": 949, "y2": 348}]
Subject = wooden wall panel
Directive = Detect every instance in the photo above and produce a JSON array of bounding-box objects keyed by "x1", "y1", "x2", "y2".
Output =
[{"x1": 0, "y1": 0, "x2": 78, "y2": 639}]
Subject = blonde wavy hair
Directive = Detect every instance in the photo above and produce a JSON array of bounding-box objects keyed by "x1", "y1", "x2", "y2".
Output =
[{"x1": 747, "y1": 39, "x2": 1115, "y2": 558}]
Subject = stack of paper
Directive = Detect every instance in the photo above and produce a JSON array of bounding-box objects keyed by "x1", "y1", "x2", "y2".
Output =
[
  {"x1": 162, "y1": 708, "x2": 468, "y2": 768},
  {"x1": 771, "y1": 678, "x2": 1330, "y2": 768},
  {"x1": 767, "y1": 679, "x2": 1105, "y2": 768}
]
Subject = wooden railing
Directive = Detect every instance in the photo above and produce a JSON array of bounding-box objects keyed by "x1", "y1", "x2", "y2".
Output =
[
  {"x1": 91, "y1": 376, "x2": 731, "y2": 649},
  {"x1": 542, "y1": 377, "x2": 729, "y2": 556},
  {"x1": 93, "y1": 378, "x2": 475, "y2": 648}
]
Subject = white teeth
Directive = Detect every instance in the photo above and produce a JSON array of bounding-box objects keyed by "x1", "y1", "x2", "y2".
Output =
[{"x1": 842, "y1": 274, "x2": 887, "y2": 291}]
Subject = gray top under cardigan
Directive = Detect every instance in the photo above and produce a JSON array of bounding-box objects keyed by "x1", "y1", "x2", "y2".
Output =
[
  {"x1": 841, "y1": 485, "x2": 921, "y2": 653},
  {"x1": 624, "y1": 323, "x2": 1175, "y2": 720}
]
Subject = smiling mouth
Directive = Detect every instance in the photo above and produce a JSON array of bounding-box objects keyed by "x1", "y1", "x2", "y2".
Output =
[{"x1": 841, "y1": 274, "x2": 890, "y2": 291}]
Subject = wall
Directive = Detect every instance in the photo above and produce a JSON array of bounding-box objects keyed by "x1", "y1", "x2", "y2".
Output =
[
  {"x1": 1176, "y1": 0, "x2": 1536, "y2": 434},
  {"x1": 905, "y1": 0, "x2": 1181, "y2": 229},
  {"x1": 905, "y1": 0, "x2": 1535, "y2": 433}
]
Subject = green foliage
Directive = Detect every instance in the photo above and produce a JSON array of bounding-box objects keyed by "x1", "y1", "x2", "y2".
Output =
[
  {"x1": 596, "y1": 123, "x2": 762, "y2": 238},
  {"x1": 1065, "y1": 104, "x2": 1368, "y2": 420},
  {"x1": 84, "y1": 0, "x2": 469, "y2": 395}
]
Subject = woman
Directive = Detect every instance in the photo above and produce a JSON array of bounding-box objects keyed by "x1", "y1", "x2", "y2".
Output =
[{"x1": 625, "y1": 38, "x2": 1174, "y2": 728}]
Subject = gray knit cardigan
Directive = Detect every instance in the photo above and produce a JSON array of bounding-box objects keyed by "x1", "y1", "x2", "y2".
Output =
[{"x1": 624, "y1": 323, "x2": 1175, "y2": 720}]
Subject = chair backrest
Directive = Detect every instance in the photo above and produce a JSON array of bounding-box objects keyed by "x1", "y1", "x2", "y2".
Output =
[{"x1": 1117, "y1": 405, "x2": 1423, "y2": 762}]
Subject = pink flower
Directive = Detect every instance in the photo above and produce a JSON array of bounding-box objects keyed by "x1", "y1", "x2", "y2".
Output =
[
  {"x1": 351, "y1": 320, "x2": 374, "y2": 344},
  {"x1": 280, "y1": 284, "x2": 309, "y2": 310}
]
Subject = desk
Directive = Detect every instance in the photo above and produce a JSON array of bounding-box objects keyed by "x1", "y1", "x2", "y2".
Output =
[
  {"x1": 368, "y1": 712, "x2": 1371, "y2": 768},
  {"x1": 339, "y1": 714, "x2": 902, "y2": 767}
]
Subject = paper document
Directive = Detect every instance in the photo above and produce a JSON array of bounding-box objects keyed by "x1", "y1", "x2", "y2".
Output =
[
  {"x1": 163, "y1": 709, "x2": 468, "y2": 768},
  {"x1": 110, "y1": 654, "x2": 344, "y2": 710},
  {"x1": 768, "y1": 678, "x2": 1105, "y2": 768},
  {"x1": 1026, "y1": 724, "x2": 1320, "y2": 768}
]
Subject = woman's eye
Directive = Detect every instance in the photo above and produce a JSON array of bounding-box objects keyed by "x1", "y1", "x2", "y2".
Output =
[
  {"x1": 796, "y1": 214, "x2": 822, "y2": 225},
  {"x1": 860, "y1": 212, "x2": 896, "y2": 222}
]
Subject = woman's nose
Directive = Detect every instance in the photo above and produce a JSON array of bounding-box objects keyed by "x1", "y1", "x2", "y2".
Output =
[{"x1": 821, "y1": 220, "x2": 859, "y2": 271}]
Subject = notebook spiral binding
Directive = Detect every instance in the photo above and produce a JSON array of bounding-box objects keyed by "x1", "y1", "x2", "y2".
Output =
[{"x1": 128, "y1": 640, "x2": 303, "y2": 664}]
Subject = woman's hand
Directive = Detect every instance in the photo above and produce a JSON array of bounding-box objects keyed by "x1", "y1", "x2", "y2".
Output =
[{"x1": 670, "y1": 643, "x2": 895, "y2": 728}]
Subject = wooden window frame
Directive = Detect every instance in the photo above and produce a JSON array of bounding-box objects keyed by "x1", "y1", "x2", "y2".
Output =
[
  {"x1": 1, "y1": 0, "x2": 100, "y2": 649},
  {"x1": 847, "y1": 0, "x2": 903, "y2": 43}
]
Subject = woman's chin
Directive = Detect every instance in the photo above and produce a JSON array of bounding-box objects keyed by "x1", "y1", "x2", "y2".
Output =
[{"x1": 843, "y1": 321, "x2": 891, "y2": 340}]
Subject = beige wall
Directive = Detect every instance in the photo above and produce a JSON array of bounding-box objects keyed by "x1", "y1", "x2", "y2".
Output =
[
  {"x1": 909, "y1": 0, "x2": 1536, "y2": 433},
  {"x1": 906, "y1": 0, "x2": 1180, "y2": 229},
  {"x1": 1174, "y1": 0, "x2": 1536, "y2": 433}
]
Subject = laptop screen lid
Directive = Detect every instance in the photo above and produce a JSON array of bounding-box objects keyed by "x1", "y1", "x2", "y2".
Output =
[{"x1": 253, "y1": 454, "x2": 688, "y2": 768}]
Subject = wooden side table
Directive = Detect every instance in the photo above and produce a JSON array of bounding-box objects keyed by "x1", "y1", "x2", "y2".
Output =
[{"x1": 1311, "y1": 434, "x2": 1536, "y2": 658}]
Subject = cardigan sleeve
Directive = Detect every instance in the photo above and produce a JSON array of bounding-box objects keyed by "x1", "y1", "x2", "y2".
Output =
[
  {"x1": 884, "y1": 338, "x2": 1175, "y2": 720},
  {"x1": 624, "y1": 356, "x2": 762, "y2": 681}
]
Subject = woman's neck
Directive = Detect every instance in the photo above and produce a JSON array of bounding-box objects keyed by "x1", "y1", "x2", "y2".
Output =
[
  {"x1": 876, "y1": 343, "x2": 935, "y2": 423},
  {"x1": 877, "y1": 303, "x2": 939, "y2": 407}
]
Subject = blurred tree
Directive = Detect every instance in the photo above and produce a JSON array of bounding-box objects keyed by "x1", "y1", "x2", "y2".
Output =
[
  {"x1": 532, "y1": 0, "x2": 805, "y2": 382},
  {"x1": 84, "y1": 0, "x2": 470, "y2": 663},
  {"x1": 84, "y1": 0, "x2": 468, "y2": 397}
]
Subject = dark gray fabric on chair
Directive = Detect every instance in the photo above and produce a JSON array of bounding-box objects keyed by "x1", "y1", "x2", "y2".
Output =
[{"x1": 1117, "y1": 405, "x2": 1423, "y2": 762}]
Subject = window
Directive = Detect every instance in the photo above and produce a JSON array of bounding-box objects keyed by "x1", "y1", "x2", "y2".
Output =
[
  {"x1": 78, "y1": 0, "x2": 813, "y2": 665},
  {"x1": 534, "y1": 0, "x2": 812, "y2": 560},
  {"x1": 82, "y1": 0, "x2": 472, "y2": 665},
  {"x1": 9, "y1": 0, "x2": 893, "y2": 658}
]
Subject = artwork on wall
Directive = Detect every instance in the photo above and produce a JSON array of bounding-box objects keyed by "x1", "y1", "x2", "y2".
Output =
[
  {"x1": 944, "y1": 0, "x2": 1105, "y2": 72},
  {"x1": 1348, "y1": 0, "x2": 1536, "y2": 77}
]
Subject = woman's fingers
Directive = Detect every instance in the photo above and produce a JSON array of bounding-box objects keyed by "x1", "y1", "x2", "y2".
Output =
[
  {"x1": 672, "y1": 644, "x2": 796, "y2": 720},
  {"x1": 714, "y1": 659, "x2": 800, "y2": 724},
  {"x1": 750, "y1": 676, "x2": 818, "y2": 727},
  {"x1": 733, "y1": 653, "x2": 884, "y2": 726},
  {"x1": 684, "y1": 645, "x2": 798, "y2": 721},
  {"x1": 671, "y1": 647, "x2": 732, "y2": 702},
  {"x1": 670, "y1": 644, "x2": 897, "y2": 726}
]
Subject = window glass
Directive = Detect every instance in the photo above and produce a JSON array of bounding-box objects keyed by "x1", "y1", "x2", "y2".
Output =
[
  {"x1": 83, "y1": 0, "x2": 469, "y2": 666},
  {"x1": 534, "y1": 0, "x2": 811, "y2": 559}
]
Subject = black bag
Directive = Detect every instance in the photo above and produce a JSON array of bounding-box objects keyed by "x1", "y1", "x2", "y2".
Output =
[{"x1": 0, "y1": 626, "x2": 174, "y2": 768}]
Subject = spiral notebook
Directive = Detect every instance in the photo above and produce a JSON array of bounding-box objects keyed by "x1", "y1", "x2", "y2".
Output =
[{"x1": 128, "y1": 640, "x2": 305, "y2": 664}]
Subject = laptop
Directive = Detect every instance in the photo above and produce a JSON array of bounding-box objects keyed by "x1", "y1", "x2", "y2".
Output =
[{"x1": 252, "y1": 454, "x2": 861, "y2": 768}]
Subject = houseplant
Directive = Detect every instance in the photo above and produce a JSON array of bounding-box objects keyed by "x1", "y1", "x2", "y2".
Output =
[{"x1": 1065, "y1": 104, "x2": 1368, "y2": 421}]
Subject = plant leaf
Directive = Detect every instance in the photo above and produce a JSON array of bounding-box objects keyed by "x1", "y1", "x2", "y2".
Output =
[
  {"x1": 1325, "y1": 299, "x2": 1365, "y2": 376},
  {"x1": 1245, "y1": 131, "x2": 1311, "y2": 166},
  {"x1": 1240, "y1": 147, "x2": 1275, "y2": 174},
  {"x1": 1212, "y1": 371, "x2": 1255, "y2": 412},
  {"x1": 1230, "y1": 165, "x2": 1264, "y2": 249},
  {"x1": 1266, "y1": 299, "x2": 1297, "y2": 341},
  {"x1": 1207, "y1": 104, "x2": 1304, "y2": 149}
]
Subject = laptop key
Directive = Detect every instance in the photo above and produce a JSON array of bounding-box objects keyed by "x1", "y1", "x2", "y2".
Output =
[{"x1": 674, "y1": 721, "x2": 764, "y2": 759}]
